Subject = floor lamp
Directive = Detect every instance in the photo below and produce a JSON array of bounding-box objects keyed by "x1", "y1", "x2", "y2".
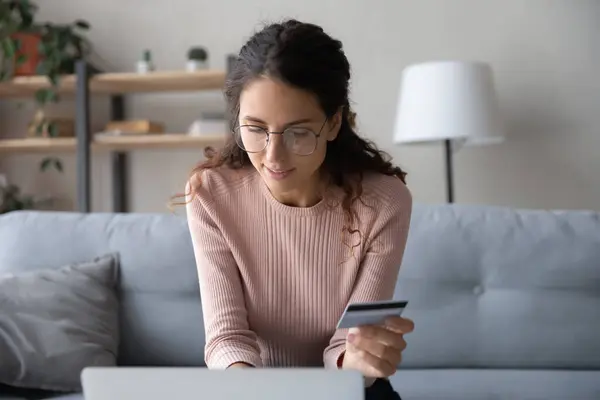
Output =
[{"x1": 393, "y1": 61, "x2": 504, "y2": 203}]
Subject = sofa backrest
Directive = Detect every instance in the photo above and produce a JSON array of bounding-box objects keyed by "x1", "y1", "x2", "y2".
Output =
[
  {"x1": 396, "y1": 204, "x2": 600, "y2": 370},
  {"x1": 0, "y1": 210, "x2": 205, "y2": 367},
  {"x1": 1, "y1": 203, "x2": 599, "y2": 370}
]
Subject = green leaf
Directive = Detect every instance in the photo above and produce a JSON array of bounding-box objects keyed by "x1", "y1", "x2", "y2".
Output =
[
  {"x1": 16, "y1": 54, "x2": 27, "y2": 66},
  {"x1": 35, "y1": 88, "x2": 48, "y2": 104},
  {"x1": 74, "y1": 20, "x2": 90, "y2": 30},
  {"x1": 40, "y1": 157, "x2": 64, "y2": 173},
  {"x1": 5, "y1": 39, "x2": 15, "y2": 58},
  {"x1": 38, "y1": 40, "x2": 46, "y2": 55},
  {"x1": 48, "y1": 73, "x2": 59, "y2": 86},
  {"x1": 48, "y1": 122, "x2": 58, "y2": 137},
  {"x1": 36, "y1": 61, "x2": 47, "y2": 75},
  {"x1": 1, "y1": 38, "x2": 15, "y2": 58},
  {"x1": 35, "y1": 88, "x2": 57, "y2": 105},
  {"x1": 40, "y1": 158, "x2": 52, "y2": 171}
]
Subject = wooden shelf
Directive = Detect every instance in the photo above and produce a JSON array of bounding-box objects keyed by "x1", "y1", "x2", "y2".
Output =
[
  {"x1": 0, "y1": 137, "x2": 77, "y2": 153},
  {"x1": 0, "y1": 70, "x2": 227, "y2": 98},
  {"x1": 93, "y1": 133, "x2": 227, "y2": 151},
  {"x1": 0, "y1": 134, "x2": 228, "y2": 154}
]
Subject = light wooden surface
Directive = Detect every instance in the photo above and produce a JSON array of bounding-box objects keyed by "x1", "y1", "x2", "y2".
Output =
[
  {"x1": 0, "y1": 137, "x2": 77, "y2": 153},
  {"x1": 93, "y1": 133, "x2": 227, "y2": 151},
  {"x1": 0, "y1": 70, "x2": 227, "y2": 98},
  {"x1": 0, "y1": 134, "x2": 228, "y2": 153}
]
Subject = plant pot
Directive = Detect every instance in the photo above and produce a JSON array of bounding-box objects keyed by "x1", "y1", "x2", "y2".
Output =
[
  {"x1": 12, "y1": 32, "x2": 42, "y2": 77},
  {"x1": 186, "y1": 59, "x2": 207, "y2": 72}
]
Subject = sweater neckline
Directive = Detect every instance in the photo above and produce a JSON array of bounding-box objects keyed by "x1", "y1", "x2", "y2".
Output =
[{"x1": 255, "y1": 171, "x2": 337, "y2": 217}]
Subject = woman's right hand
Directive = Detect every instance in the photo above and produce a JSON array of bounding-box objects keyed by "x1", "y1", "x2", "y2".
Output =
[{"x1": 341, "y1": 316, "x2": 413, "y2": 381}]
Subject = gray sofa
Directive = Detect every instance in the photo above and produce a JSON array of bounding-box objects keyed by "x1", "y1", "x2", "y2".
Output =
[{"x1": 0, "y1": 203, "x2": 599, "y2": 399}]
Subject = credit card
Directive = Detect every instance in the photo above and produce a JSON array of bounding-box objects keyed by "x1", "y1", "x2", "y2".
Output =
[{"x1": 336, "y1": 300, "x2": 408, "y2": 329}]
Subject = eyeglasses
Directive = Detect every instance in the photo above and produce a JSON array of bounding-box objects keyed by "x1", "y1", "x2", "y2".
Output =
[{"x1": 234, "y1": 119, "x2": 328, "y2": 156}]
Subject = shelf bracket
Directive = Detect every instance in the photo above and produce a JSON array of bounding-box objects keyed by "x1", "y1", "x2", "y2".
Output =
[{"x1": 110, "y1": 95, "x2": 128, "y2": 213}]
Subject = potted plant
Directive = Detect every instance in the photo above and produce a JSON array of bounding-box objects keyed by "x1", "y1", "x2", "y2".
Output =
[
  {"x1": 0, "y1": 0, "x2": 38, "y2": 79},
  {"x1": 1, "y1": 0, "x2": 91, "y2": 85},
  {"x1": 33, "y1": 19, "x2": 92, "y2": 104},
  {"x1": 186, "y1": 46, "x2": 208, "y2": 71},
  {"x1": 0, "y1": 182, "x2": 34, "y2": 213}
]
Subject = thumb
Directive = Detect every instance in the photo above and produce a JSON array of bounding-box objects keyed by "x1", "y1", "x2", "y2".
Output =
[{"x1": 346, "y1": 327, "x2": 360, "y2": 344}]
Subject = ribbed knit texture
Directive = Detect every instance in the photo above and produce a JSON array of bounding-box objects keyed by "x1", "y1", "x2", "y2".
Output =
[{"x1": 186, "y1": 166, "x2": 412, "y2": 369}]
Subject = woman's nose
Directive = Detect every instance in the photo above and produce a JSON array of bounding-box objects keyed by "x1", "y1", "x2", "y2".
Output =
[{"x1": 265, "y1": 133, "x2": 288, "y2": 161}]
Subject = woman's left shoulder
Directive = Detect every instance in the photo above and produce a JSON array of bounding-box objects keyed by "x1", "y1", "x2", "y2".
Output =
[{"x1": 361, "y1": 172, "x2": 412, "y2": 210}]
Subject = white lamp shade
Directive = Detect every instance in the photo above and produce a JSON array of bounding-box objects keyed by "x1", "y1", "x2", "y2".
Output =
[{"x1": 393, "y1": 61, "x2": 504, "y2": 145}]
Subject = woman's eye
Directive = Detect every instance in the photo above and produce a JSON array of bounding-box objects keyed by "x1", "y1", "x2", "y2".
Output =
[
  {"x1": 290, "y1": 128, "x2": 311, "y2": 138},
  {"x1": 247, "y1": 126, "x2": 265, "y2": 133}
]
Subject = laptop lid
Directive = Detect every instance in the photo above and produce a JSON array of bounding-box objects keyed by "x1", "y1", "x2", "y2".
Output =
[{"x1": 81, "y1": 367, "x2": 365, "y2": 400}]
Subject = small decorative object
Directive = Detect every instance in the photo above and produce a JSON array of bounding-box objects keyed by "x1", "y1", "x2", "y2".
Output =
[
  {"x1": 136, "y1": 49, "x2": 155, "y2": 73},
  {"x1": 102, "y1": 120, "x2": 165, "y2": 136},
  {"x1": 27, "y1": 110, "x2": 74, "y2": 138},
  {"x1": 186, "y1": 46, "x2": 208, "y2": 71},
  {"x1": 187, "y1": 112, "x2": 227, "y2": 136}
]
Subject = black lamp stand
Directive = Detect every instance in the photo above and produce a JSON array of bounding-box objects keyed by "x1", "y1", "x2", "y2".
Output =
[{"x1": 444, "y1": 139, "x2": 455, "y2": 203}]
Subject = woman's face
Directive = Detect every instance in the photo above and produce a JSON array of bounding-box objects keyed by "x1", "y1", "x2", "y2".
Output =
[{"x1": 238, "y1": 77, "x2": 340, "y2": 206}]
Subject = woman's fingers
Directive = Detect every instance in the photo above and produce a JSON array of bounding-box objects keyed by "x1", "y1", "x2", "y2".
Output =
[
  {"x1": 352, "y1": 325, "x2": 407, "y2": 351},
  {"x1": 385, "y1": 316, "x2": 415, "y2": 334},
  {"x1": 347, "y1": 341, "x2": 397, "y2": 377},
  {"x1": 348, "y1": 328, "x2": 405, "y2": 366}
]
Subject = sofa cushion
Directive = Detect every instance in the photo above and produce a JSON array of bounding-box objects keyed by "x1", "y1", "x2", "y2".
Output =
[
  {"x1": 390, "y1": 369, "x2": 600, "y2": 400},
  {"x1": 396, "y1": 204, "x2": 600, "y2": 369},
  {"x1": 0, "y1": 254, "x2": 119, "y2": 392}
]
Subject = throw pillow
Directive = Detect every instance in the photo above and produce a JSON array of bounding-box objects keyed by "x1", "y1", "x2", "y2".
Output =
[{"x1": 0, "y1": 253, "x2": 120, "y2": 392}]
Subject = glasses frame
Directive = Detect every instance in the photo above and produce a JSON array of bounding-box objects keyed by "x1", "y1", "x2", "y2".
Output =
[{"x1": 233, "y1": 118, "x2": 329, "y2": 156}]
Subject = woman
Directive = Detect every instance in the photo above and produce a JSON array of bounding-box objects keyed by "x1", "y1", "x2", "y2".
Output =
[{"x1": 183, "y1": 19, "x2": 414, "y2": 399}]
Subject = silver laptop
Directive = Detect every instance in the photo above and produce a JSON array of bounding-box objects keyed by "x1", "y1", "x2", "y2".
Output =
[{"x1": 81, "y1": 367, "x2": 365, "y2": 400}]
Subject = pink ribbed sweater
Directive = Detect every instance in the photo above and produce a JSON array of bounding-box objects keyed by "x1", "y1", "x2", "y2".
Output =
[{"x1": 186, "y1": 166, "x2": 412, "y2": 369}]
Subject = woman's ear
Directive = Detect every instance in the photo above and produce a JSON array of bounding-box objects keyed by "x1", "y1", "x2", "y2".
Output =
[{"x1": 326, "y1": 109, "x2": 343, "y2": 142}]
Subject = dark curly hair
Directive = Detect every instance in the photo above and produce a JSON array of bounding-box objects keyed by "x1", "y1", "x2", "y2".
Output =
[{"x1": 178, "y1": 19, "x2": 407, "y2": 245}]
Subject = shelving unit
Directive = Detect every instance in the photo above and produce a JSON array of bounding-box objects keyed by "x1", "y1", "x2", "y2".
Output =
[{"x1": 0, "y1": 62, "x2": 231, "y2": 213}]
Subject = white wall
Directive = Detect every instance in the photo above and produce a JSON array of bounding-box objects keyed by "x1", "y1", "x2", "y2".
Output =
[{"x1": 1, "y1": 0, "x2": 598, "y2": 213}]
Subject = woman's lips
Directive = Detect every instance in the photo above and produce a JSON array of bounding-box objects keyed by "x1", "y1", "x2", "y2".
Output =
[{"x1": 264, "y1": 166, "x2": 295, "y2": 180}]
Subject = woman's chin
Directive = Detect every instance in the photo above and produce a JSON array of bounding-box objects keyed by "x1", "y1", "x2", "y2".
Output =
[
  {"x1": 264, "y1": 176, "x2": 297, "y2": 193},
  {"x1": 261, "y1": 173, "x2": 302, "y2": 197}
]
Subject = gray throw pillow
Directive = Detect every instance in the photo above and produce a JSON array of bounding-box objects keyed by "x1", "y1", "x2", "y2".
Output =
[{"x1": 0, "y1": 253, "x2": 120, "y2": 392}]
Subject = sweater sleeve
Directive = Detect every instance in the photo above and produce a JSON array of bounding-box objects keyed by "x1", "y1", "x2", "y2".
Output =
[
  {"x1": 323, "y1": 183, "x2": 413, "y2": 368},
  {"x1": 185, "y1": 177, "x2": 263, "y2": 369}
]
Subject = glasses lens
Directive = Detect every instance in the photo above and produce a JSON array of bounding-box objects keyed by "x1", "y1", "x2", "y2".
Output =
[
  {"x1": 283, "y1": 128, "x2": 317, "y2": 155},
  {"x1": 235, "y1": 125, "x2": 267, "y2": 152}
]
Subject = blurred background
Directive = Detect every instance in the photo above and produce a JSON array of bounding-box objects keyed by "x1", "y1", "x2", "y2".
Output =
[{"x1": 1, "y1": 0, "x2": 598, "y2": 213}]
